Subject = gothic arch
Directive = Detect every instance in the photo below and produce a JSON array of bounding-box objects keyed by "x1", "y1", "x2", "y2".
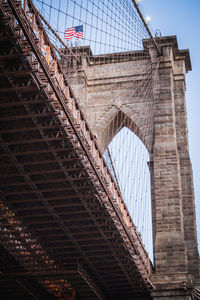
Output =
[
  {"x1": 96, "y1": 109, "x2": 149, "y2": 154},
  {"x1": 105, "y1": 125, "x2": 153, "y2": 260}
]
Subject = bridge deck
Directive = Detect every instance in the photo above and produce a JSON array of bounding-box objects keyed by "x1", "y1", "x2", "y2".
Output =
[{"x1": 0, "y1": 1, "x2": 152, "y2": 299}]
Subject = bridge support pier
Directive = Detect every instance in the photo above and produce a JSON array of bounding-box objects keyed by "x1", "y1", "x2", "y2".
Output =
[
  {"x1": 148, "y1": 36, "x2": 199, "y2": 296},
  {"x1": 64, "y1": 35, "x2": 199, "y2": 297}
]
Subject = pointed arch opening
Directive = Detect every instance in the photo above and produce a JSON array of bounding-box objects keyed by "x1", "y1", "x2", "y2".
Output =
[
  {"x1": 104, "y1": 126, "x2": 153, "y2": 262},
  {"x1": 97, "y1": 109, "x2": 152, "y2": 154}
]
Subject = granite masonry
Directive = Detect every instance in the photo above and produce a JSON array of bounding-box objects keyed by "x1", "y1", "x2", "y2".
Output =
[{"x1": 62, "y1": 36, "x2": 200, "y2": 299}]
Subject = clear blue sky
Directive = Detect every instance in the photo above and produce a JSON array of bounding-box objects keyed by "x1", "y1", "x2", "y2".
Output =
[{"x1": 140, "y1": 0, "x2": 200, "y2": 252}]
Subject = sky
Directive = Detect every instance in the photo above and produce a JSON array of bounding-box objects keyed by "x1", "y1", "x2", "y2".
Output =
[{"x1": 140, "y1": 0, "x2": 200, "y2": 252}]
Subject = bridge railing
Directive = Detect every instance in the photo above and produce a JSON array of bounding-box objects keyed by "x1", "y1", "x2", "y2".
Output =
[{"x1": 3, "y1": 0, "x2": 152, "y2": 279}]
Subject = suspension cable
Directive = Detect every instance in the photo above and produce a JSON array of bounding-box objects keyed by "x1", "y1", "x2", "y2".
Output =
[{"x1": 131, "y1": 0, "x2": 161, "y2": 55}]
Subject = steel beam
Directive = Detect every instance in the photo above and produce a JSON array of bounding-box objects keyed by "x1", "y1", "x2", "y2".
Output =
[
  {"x1": 0, "y1": 124, "x2": 66, "y2": 134},
  {"x1": 3, "y1": 185, "x2": 95, "y2": 195},
  {"x1": 0, "y1": 147, "x2": 74, "y2": 157},
  {"x1": 0, "y1": 112, "x2": 59, "y2": 121},
  {"x1": 0, "y1": 136, "x2": 68, "y2": 146}
]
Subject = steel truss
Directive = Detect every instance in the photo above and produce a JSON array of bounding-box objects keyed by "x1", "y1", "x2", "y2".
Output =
[{"x1": 0, "y1": 0, "x2": 153, "y2": 299}]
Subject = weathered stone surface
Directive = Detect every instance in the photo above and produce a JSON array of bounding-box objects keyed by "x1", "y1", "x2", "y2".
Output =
[{"x1": 62, "y1": 36, "x2": 199, "y2": 298}]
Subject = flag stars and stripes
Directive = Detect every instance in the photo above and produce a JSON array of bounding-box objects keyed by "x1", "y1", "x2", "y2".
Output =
[{"x1": 64, "y1": 25, "x2": 83, "y2": 40}]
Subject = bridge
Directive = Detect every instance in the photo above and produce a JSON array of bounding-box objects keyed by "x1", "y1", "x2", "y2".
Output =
[{"x1": 0, "y1": 0, "x2": 199, "y2": 299}]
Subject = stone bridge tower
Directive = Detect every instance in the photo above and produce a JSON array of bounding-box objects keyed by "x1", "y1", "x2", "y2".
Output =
[{"x1": 63, "y1": 36, "x2": 199, "y2": 299}]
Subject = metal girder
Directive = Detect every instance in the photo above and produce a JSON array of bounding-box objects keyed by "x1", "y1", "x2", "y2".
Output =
[
  {"x1": 0, "y1": 146, "x2": 74, "y2": 157},
  {"x1": 0, "y1": 85, "x2": 39, "y2": 92},
  {"x1": 40, "y1": 236, "x2": 121, "y2": 244},
  {"x1": 15, "y1": 216, "x2": 111, "y2": 225},
  {"x1": 78, "y1": 263, "x2": 105, "y2": 300},
  {"x1": 0, "y1": 112, "x2": 59, "y2": 121},
  {"x1": 11, "y1": 202, "x2": 98, "y2": 210},
  {"x1": 0, "y1": 157, "x2": 82, "y2": 167},
  {"x1": 4, "y1": 194, "x2": 91, "y2": 204},
  {"x1": 3, "y1": 185, "x2": 95, "y2": 195},
  {"x1": 1, "y1": 176, "x2": 90, "y2": 187},
  {"x1": 17, "y1": 209, "x2": 107, "y2": 220},
  {"x1": 0, "y1": 53, "x2": 31, "y2": 60},
  {"x1": 31, "y1": 223, "x2": 114, "y2": 232},
  {"x1": 1, "y1": 270, "x2": 77, "y2": 279},
  {"x1": 0, "y1": 136, "x2": 68, "y2": 146},
  {"x1": 0, "y1": 35, "x2": 22, "y2": 41},
  {"x1": 2, "y1": 167, "x2": 85, "y2": 178},
  {"x1": 0, "y1": 70, "x2": 34, "y2": 77},
  {"x1": 0, "y1": 124, "x2": 66, "y2": 133}
]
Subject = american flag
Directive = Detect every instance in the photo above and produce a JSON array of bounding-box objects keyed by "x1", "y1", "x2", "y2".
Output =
[{"x1": 64, "y1": 25, "x2": 83, "y2": 41}]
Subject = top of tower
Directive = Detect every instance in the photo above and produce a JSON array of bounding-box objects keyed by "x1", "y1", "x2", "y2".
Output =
[{"x1": 143, "y1": 35, "x2": 192, "y2": 72}]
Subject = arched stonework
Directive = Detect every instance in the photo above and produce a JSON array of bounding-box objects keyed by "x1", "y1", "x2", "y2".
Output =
[
  {"x1": 93, "y1": 110, "x2": 148, "y2": 154},
  {"x1": 66, "y1": 47, "x2": 154, "y2": 153},
  {"x1": 63, "y1": 36, "x2": 199, "y2": 299}
]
